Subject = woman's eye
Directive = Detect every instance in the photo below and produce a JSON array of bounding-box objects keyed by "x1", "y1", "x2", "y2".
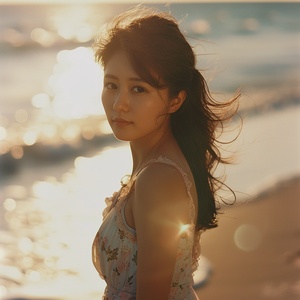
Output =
[
  {"x1": 132, "y1": 86, "x2": 146, "y2": 93},
  {"x1": 105, "y1": 82, "x2": 117, "y2": 90}
]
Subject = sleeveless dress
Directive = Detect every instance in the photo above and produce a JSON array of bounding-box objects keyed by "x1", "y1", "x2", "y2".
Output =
[{"x1": 92, "y1": 156, "x2": 201, "y2": 300}]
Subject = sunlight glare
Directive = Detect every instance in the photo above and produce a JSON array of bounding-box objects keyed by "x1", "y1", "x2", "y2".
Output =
[
  {"x1": 179, "y1": 223, "x2": 191, "y2": 235},
  {"x1": 48, "y1": 47, "x2": 103, "y2": 120},
  {"x1": 32, "y1": 181, "x2": 63, "y2": 203},
  {"x1": 51, "y1": 6, "x2": 96, "y2": 43},
  {"x1": 31, "y1": 93, "x2": 51, "y2": 109}
]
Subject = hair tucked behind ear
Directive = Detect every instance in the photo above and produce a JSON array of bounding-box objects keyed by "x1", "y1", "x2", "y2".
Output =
[{"x1": 93, "y1": 6, "x2": 240, "y2": 231}]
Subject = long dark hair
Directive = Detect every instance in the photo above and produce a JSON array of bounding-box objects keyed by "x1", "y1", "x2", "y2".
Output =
[{"x1": 94, "y1": 7, "x2": 240, "y2": 231}]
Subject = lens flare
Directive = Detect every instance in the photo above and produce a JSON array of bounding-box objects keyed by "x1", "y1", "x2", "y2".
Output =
[
  {"x1": 234, "y1": 224, "x2": 262, "y2": 251},
  {"x1": 179, "y1": 224, "x2": 191, "y2": 235}
]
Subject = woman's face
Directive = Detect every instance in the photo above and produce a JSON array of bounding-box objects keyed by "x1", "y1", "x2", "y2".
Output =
[{"x1": 102, "y1": 50, "x2": 172, "y2": 143}]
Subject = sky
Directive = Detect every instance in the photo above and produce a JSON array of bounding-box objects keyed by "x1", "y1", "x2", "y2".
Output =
[{"x1": 0, "y1": 0, "x2": 299, "y2": 4}]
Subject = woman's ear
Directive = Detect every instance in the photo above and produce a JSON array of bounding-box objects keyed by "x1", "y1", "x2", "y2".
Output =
[{"x1": 168, "y1": 90, "x2": 186, "y2": 113}]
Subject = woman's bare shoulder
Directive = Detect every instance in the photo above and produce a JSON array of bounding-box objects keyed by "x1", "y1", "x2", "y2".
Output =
[{"x1": 133, "y1": 161, "x2": 190, "y2": 213}]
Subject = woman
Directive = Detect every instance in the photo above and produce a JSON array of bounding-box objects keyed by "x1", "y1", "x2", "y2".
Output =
[{"x1": 92, "y1": 6, "x2": 239, "y2": 300}]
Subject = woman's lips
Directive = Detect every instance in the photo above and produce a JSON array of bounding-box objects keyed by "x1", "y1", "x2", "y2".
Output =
[{"x1": 112, "y1": 118, "x2": 133, "y2": 125}]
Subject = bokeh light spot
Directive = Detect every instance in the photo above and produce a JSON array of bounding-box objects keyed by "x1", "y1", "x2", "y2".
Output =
[
  {"x1": 23, "y1": 131, "x2": 38, "y2": 146},
  {"x1": 81, "y1": 127, "x2": 95, "y2": 140},
  {"x1": 31, "y1": 93, "x2": 51, "y2": 109},
  {"x1": 234, "y1": 224, "x2": 262, "y2": 251},
  {"x1": 11, "y1": 146, "x2": 24, "y2": 159},
  {"x1": 61, "y1": 125, "x2": 80, "y2": 142},
  {"x1": 3, "y1": 198, "x2": 16, "y2": 212},
  {"x1": 2, "y1": 28, "x2": 25, "y2": 47},
  {"x1": 15, "y1": 109, "x2": 28, "y2": 123},
  {"x1": 31, "y1": 27, "x2": 56, "y2": 47}
]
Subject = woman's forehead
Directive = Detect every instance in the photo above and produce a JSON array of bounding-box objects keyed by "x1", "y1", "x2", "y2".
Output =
[
  {"x1": 104, "y1": 50, "x2": 165, "y2": 86},
  {"x1": 104, "y1": 51, "x2": 138, "y2": 76}
]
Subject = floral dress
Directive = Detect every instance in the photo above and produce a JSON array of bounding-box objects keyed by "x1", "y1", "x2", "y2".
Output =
[{"x1": 92, "y1": 156, "x2": 201, "y2": 299}]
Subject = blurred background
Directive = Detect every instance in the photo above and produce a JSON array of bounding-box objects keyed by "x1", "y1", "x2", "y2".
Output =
[{"x1": 0, "y1": 1, "x2": 299, "y2": 299}]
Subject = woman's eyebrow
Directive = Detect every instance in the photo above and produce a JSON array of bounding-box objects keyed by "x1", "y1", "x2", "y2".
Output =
[
  {"x1": 104, "y1": 73, "x2": 146, "y2": 83},
  {"x1": 104, "y1": 74, "x2": 118, "y2": 80}
]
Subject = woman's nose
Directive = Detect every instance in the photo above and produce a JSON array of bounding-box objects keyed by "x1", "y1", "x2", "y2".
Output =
[{"x1": 113, "y1": 89, "x2": 129, "y2": 112}]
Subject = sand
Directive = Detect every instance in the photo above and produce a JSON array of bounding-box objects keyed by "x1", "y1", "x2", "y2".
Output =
[
  {"x1": 196, "y1": 179, "x2": 300, "y2": 300},
  {"x1": 1, "y1": 168, "x2": 299, "y2": 300}
]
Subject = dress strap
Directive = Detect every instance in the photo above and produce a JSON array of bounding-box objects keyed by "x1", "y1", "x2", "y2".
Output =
[{"x1": 132, "y1": 156, "x2": 195, "y2": 224}]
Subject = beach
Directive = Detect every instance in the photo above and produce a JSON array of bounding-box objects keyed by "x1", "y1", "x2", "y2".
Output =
[
  {"x1": 0, "y1": 2, "x2": 300, "y2": 299},
  {"x1": 2, "y1": 172, "x2": 299, "y2": 300},
  {"x1": 197, "y1": 178, "x2": 300, "y2": 300}
]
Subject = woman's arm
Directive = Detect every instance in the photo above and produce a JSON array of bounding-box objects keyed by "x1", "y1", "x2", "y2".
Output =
[{"x1": 132, "y1": 163, "x2": 190, "y2": 300}]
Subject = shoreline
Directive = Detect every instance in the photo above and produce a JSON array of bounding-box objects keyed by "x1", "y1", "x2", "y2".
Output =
[{"x1": 197, "y1": 177, "x2": 300, "y2": 300}]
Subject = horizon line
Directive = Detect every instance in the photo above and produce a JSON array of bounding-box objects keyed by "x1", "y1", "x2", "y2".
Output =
[{"x1": 0, "y1": 0, "x2": 299, "y2": 5}]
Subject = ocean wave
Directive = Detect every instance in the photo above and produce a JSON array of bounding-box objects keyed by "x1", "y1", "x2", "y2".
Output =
[{"x1": 1, "y1": 93, "x2": 299, "y2": 179}]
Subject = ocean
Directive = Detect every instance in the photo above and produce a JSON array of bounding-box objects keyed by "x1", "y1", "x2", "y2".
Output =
[{"x1": 0, "y1": 2, "x2": 299, "y2": 299}]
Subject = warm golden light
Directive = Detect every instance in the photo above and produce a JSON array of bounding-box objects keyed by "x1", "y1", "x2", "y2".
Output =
[
  {"x1": 48, "y1": 47, "x2": 103, "y2": 120},
  {"x1": 179, "y1": 223, "x2": 191, "y2": 235},
  {"x1": 0, "y1": 126, "x2": 6, "y2": 140},
  {"x1": 51, "y1": 6, "x2": 96, "y2": 42}
]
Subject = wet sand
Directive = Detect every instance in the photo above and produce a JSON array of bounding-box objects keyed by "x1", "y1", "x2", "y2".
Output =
[{"x1": 196, "y1": 179, "x2": 300, "y2": 300}]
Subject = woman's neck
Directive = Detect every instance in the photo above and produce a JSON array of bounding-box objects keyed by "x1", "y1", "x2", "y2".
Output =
[{"x1": 129, "y1": 128, "x2": 175, "y2": 176}]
